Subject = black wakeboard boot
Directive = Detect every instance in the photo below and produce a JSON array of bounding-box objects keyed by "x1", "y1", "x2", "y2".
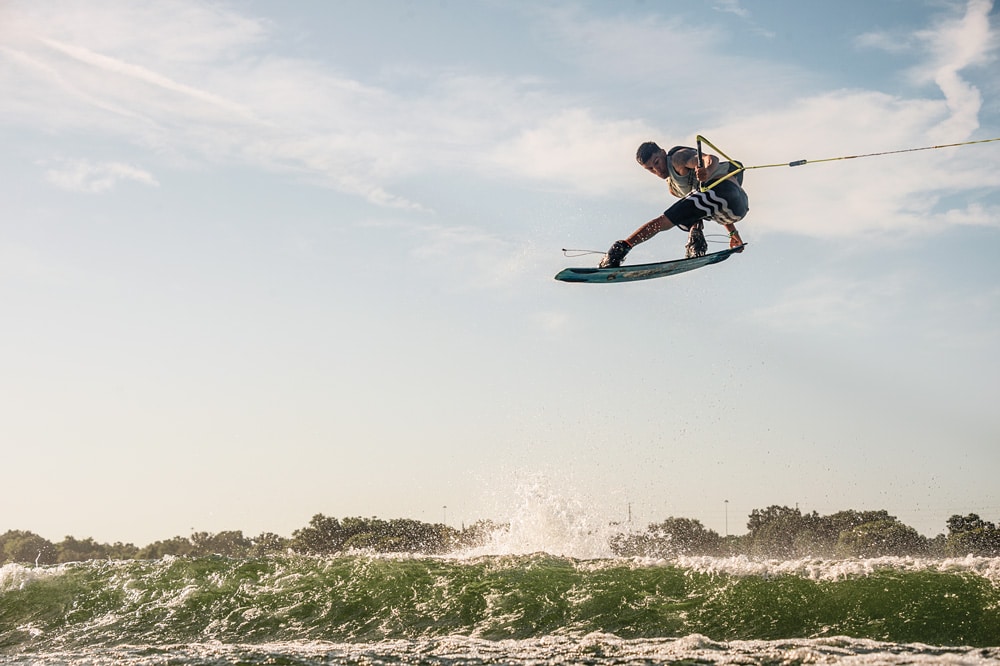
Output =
[
  {"x1": 685, "y1": 222, "x2": 708, "y2": 259},
  {"x1": 599, "y1": 240, "x2": 632, "y2": 268}
]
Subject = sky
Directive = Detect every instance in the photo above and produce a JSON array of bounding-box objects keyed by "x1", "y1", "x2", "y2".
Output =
[{"x1": 1, "y1": 0, "x2": 999, "y2": 548}]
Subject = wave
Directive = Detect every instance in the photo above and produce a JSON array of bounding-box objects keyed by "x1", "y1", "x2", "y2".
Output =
[{"x1": 2, "y1": 553, "x2": 999, "y2": 653}]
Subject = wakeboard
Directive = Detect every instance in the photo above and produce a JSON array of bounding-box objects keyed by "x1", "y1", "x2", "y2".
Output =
[{"x1": 554, "y1": 245, "x2": 746, "y2": 284}]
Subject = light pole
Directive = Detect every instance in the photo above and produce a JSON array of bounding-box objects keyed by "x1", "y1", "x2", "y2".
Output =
[
  {"x1": 443, "y1": 505, "x2": 447, "y2": 526},
  {"x1": 724, "y1": 499, "x2": 729, "y2": 538}
]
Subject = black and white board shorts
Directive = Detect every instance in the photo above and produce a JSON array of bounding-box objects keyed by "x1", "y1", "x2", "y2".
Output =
[{"x1": 665, "y1": 179, "x2": 749, "y2": 231}]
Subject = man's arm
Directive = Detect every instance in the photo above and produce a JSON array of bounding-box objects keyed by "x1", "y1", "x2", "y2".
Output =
[
  {"x1": 723, "y1": 222, "x2": 744, "y2": 251},
  {"x1": 672, "y1": 148, "x2": 719, "y2": 183}
]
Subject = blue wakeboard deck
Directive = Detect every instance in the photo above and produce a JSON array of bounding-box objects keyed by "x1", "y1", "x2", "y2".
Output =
[{"x1": 554, "y1": 245, "x2": 745, "y2": 284}]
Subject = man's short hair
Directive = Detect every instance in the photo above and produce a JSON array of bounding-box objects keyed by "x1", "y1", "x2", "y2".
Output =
[{"x1": 636, "y1": 141, "x2": 661, "y2": 165}]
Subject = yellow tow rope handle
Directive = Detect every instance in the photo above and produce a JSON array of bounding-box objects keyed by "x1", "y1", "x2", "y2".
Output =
[{"x1": 696, "y1": 135, "x2": 746, "y2": 192}]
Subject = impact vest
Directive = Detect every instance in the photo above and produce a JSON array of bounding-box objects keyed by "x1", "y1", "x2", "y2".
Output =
[{"x1": 666, "y1": 146, "x2": 742, "y2": 195}]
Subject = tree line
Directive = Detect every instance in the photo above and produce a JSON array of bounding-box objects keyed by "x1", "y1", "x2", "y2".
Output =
[
  {"x1": 1, "y1": 508, "x2": 998, "y2": 565},
  {"x1": 610, "y1": 508, "x2": 1000, "y2": 558}
]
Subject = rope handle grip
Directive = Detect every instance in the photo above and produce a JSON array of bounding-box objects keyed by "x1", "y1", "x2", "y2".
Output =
[{"x1": 696, "y1": 135, "x2": 746, "y2": 192}]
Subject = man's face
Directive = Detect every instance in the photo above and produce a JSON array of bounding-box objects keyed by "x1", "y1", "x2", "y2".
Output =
[{"x1": 640, "y1": 148, "x2": 670, "y2": 179}]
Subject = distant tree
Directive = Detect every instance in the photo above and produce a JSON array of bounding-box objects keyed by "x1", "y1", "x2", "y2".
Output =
[
  {"x1": 741, "y1": 506, "x2": 929, "y2": 558},
  {"x1": 720, "y1": 534, "x2": 745, "y2": 556},
  {"x1": 926, "y1": 533, "x2": 948, "y2": 557},
  {"x1": 652, "y1": 517, "x2": 721, "y2": 555},
  {"x1": 608, "y1": 530, "x2": 651, "y2": 557},
  {"x1": 290, "y1": 514, "x2": 347, "y2": 553},
  {"x1": 190, "y1": 531, "x2": 253, "y2": 557},
  {"x1": 946, "y1": 530, "x2": 1000, "y2": 556},
  {"x1": 0, "y1": 530, "x2": 55, "y2": 565},
  {"x1": 136, "y1": 536, "x2": 195, "y2": 559},
  {"x1": 55, "y1": 536, "x2": 110, "y2": 563},
  {"x1": 454, "y1": 519, "x2": 504, "y2": 550},
  {"x1": 749, "y1": 521, "x2": 794, "y2": 558},
  {"x1": 289, "y1": 515, "x2": 456, "y2": 554},
  {"x1": 610, "y1": 518, "x2": 721, "y2": 557},
  {"x1": 790, "y1": 510, "x2": 898, "y2": 557},
  {"x1": 789, "y1": 522, "x2": 830, "y2": 557},
  {"x1": 747, "y1": 505, "x2": 803, "y2": 535},
  {"x1": 340, "y1": 517, "x2": 384, "y2": 551},
  {"x1": 947, "y1": 513, "x2": 995, "y2": 534},
  {"x1": 249, "y1": 532, "x2": 288, "y2": 556},
  {"x1": 384, "y1": 518, "x2": 455, "y2": 553},
  {"x1": 945, "y1": 513, "x2": 1000, "y2": 556},
  {"x1": 836, "y1": 520, "x2": 928, "y2": 557},
  {"x1": 340, "y1": 532, "x2": 383, "y2": 551},
  {"x1": 746, "y1": 506, "x2": 806, "y2": 558},
  {"x1": 821, "y1": 510, "x2": 895, "y2": 539}
]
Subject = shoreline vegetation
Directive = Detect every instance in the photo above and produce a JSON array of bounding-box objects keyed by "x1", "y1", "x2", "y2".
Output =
[{"x1": 2, "y1": 507, "x2": 998, "y2": 565}]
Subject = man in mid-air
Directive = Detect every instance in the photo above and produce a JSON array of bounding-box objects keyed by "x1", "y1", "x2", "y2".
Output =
[{"x1": 600, "y1": 141, "x2": 748, "y2": 268}]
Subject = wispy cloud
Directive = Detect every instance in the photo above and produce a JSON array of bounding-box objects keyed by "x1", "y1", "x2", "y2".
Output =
[
  {"x1": 38, "y1": 37, "x2": 260, "y2": 121},
  {"x1": 43, "y1": 159, "x2": 158, "y2": 193},
  {"x1": 1, "y1": 1, "x2": 436, "y2": 207},
  {"x1": 489, "y1": 109, "x2": 653, "y2": 196},
  {"x1": 916, "y1": 0, "x2": 996, "y2": 140},
  {"x1": 3, "y1": 2, "x2": 599, "y2": 210},
  {"x1": 856, "y1": 0, "x2": 997, "y2": 140},
  {"x1": 711, "y1": 0, "x2": 775, "y2": 37},
  {"x1": 713, "y1": 0, "x2": 749, "y2": 18},
  {"x1": 939, "y1": 201, "x2": 1000, "y2": 227}
]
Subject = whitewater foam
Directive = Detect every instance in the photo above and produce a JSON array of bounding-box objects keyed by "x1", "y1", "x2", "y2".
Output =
[
  {"x1": 457, "y1": 472, "x2": 622, "y2": 559},
  {"x1": 676, "y1": 553, "x2": 1000, "y2": 583},
  {"x1": 0, "y1": 562, "x2": 67, "y2": 592},
  {"x1": 7, "y1": 636, "x2": 998, "y2": 666}
]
